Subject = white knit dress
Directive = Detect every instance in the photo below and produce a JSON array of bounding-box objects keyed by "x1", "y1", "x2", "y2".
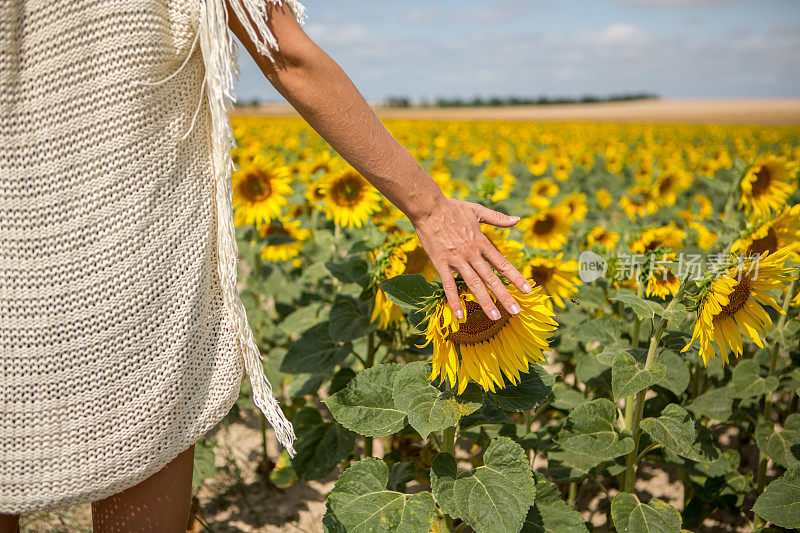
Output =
[{"x1": 0, "y1": 0, "x2": 304, "y2": 513}]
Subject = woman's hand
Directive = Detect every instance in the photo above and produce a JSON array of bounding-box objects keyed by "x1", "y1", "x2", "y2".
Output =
[{"x1": 410, "y1": 196, "x2": 532, "y2": 321}]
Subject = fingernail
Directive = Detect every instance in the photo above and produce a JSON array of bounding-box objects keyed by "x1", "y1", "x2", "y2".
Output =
[
  {"x1": 510, "y1": 216, "x2": 520, "y2": 222},
  {"x1": 455, "y1": 308, "x2": 464, "y2": 319},
  {"x1": 490, "y1": 309, "x2": 501, "y2": 320},
  {"x1": 522, "y1": 282, "x2": 532, "y2": 293},
  {"x1": 511, "y1": 303, "x2": 521, "y2": 315}
]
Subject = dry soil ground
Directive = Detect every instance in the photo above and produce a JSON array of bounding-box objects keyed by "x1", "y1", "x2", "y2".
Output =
[{"x1": 233, "y1": 98, "x2": 800, "y2": 125}]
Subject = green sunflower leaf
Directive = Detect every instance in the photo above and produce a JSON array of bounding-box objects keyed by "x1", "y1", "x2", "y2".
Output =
[
  {"x1": 686, "y1": 385, "x2": 734, "y2": 422},
  {"x1": 752, "y1": 466, "x2": 800, "y2": 529},
  {"x1": 328, "y1": 294, "x2": 378, "y2": 342},
  {"x1": 609, "y1": 291, "x2": 665, "y2": 320},
  {"x1": 391, "y1": 361, "x2": 483, "y2": 439},
  {"x1": 328, "y1": 457, "x2": 436, "y2": 533},
  {"x1": 290, "y1": 407, "x2": 356, "y2": 481},
  {"x1": 325, "y1": 255, "x2": 372, "y2": 287},
  {"x1": 640, "y1": 403, "x2": 720, "y2": 463},
  {"x1": 486, "y1": 364, "x2": 555, "y2": 412},
  {"x1": 755, "y1": 413, "x2": 800, "y2": 469},
  {"x1": 611, "y1": 352, "x2": 667, "y2": 401},
  {"x1": 732, "y1": 359, "x2": 780, "y2": 399},
  {"x1": 281, "y1": 322, "x2": 352, "y2": 374},
  {"x1": 324, "y1": 363, "x2": 407, "y2": 437},
  {"x1": 610, "y1": 493, "x2": 682, "y2": 533},
  {"x1": 555, "y1": 399, "x2": 634, "y2": 460},
  {"x1": 521, "y1": 472, "x2": 589, "y2": 532},
  {"x1": 379, "y1": 273, "x2": 437, "y2": 310},
  {"x1": 430, "y1": 436, "x2": 536, "y2": 533}
]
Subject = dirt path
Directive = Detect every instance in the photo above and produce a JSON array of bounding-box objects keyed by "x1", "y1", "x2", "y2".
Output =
[{"x1": 234, "y1": 98, "x2": 800, "y2": 125}]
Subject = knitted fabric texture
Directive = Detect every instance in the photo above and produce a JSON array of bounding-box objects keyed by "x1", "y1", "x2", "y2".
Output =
[{"x1": 0, "y1": 0, "x2": 304, "y2": 513}]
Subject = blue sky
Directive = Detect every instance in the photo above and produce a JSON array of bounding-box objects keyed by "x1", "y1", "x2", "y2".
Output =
[{"x1": 232, "y1": 0, "x2": 800, "y2": 103}]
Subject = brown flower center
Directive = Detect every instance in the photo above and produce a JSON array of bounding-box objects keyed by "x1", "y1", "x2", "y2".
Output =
[
  {"x1": 751, "y1": 165, "x2": 772, "y2": 197},
  {"x1": 527, "y1": 266, "x2": 553, "y2": 287},
  {"x1": 240, "y1": 170, "x2": 274, "y2": 202},
  {"x1": 717, "y1": 277, "x2": 751, "y2": 319},
  {"x1": 448, "y1": 300, "x2": 510, "y2": 345},
  {"x1": 404, "y1": 247, "x2": 431, "y2": 275},
  {"x1": 747, "y1": 227, "x2": 778, "y2": 256},
  {"x1": 331, "y1": 175, "x2": 365, "y2": 207},
  {"x1": 533, "y1": 215, "x2": 555, "y2": 235}
]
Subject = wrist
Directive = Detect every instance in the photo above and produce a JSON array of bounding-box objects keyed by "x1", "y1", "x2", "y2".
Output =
[{"x1": 400, "y1": 170, "x2": 447, "y2": 225}]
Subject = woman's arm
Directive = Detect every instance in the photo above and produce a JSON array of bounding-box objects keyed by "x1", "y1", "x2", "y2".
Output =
[{"x1": 225, "y1": 2, "x2": 532, "y2": 320}]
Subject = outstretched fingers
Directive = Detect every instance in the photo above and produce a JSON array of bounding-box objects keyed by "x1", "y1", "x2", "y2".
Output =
[
  {"x1": 472, "y1": 203, "x2": 520, "y2": 227},
  {"x1": 481, "y1": 240, "x2": 532, "y2": 295}
]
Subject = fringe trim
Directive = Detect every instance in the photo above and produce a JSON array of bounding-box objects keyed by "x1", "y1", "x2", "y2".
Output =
[
  {"x1": 130, "y1": 0, "x2": 306, "y2": 457},
  {"x1": 195, "y1": 0, "x2": 307, "y2": 458}
]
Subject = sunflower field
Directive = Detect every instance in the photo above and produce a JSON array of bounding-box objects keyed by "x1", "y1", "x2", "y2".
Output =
[{"x1": 210, "y1": 116, "x2": 800, "y2": 532}]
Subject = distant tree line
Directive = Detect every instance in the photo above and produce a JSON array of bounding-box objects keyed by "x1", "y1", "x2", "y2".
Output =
[{"x1": 383, "y1": 93, "x2": 659, "y2": 108}]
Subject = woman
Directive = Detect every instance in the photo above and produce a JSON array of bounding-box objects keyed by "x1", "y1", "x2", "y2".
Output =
[{"x1": 0, "y1": 1, "x2": 531, "y2": 530}]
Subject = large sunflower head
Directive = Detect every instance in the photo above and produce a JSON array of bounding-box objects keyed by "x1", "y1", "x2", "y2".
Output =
[
  {"x1": 731, "y1": 204, "x2": 800, "y2": 263},
  {"x1": 521, "y1": 253, "x2": 581, "y2": 310},
  {"x1": 682, "y1": 247, "x2": 797, "y2": 365},
  {"x1": 739, "y1": 155, "x2": 798, "y2": 217},
  {"x1": 232, "y1": 154, "x2": 293, "y2": 228},
  {"x1": 518, "y1": 205, "x2": 573, "y2": 251},
  {"x1": 420, "y1": 282, "x2": 558, "y2": 394},
  {"x1": 318, "y1": 168, "x2": 382, "y2": 229}
]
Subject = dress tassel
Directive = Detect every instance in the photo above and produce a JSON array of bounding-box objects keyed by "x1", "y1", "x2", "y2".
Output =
[{"x1": 196, "y1": 0, "x2": 307, "y2": 458}]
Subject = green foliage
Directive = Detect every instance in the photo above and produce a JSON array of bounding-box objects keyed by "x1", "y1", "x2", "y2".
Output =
[
  {"x1": 392, "y1": 361, "x2": 483, "y2": 439},
  {"x1": 431, "y1": 437, "x2": 536, "y2": 533},
  {"x1": 326, "y1": 457, "x2": 436, "y2": 532},
  {"x1": 611, "y1": 351, "x2": 666, "y2": 401},
  {"x1": 752, "y1": 466, "x2": 800, "y2": 528},
  {"x1": 556, "y1": 399, "x2": 634, "y2": 460},
  {"x1": 379, "y1": 273, "x2": 437, "y2": 310},
  {"x1": 521, "y1": 472, "x2": 588, "y2": 532},
  {"x1": 755, "y1": 413, "x2": 800, "y2": 469},
  {"x1": 324, "y1": 363, "x2": 407, "y2": 437},
  {"x1": 291, "y1": 407, "x2": 355, "y2": 480},
  {"x1": 281, "y1": 322, "x2": 352, "y2": 374},
  {"x1": 611, "y1": 493, "x2": 682, "y2": 532}
]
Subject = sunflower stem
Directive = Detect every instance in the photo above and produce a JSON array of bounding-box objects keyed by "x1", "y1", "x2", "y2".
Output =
[
  {"x1": 623, "y1": 281, "x2": 688, "y2": 493},
  {"x1": 624, "y1": 283, "x2": 645, "y2": 432},
  {"x1": 567, "y1": 482, "x2": 577, "y2": 509},
  {"x1": 362, "y1": 332, "x2": 378, "y2": 458},
  {"x1": 443, "y1": 425, "x2": 456, "y2": 456},
  {"x1": 754, "y1": 276, "x2": 796, "y2": 505}
]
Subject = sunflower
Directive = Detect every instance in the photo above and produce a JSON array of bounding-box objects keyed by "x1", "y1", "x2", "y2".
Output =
[
  {"x1": 527, "y1": 151, "x2": 550, "y2": 176},
  {"x1": 644, "y1": 253, "x2": 680, "y2": 300},
  {"x1": 318, "y1": 168, "x2": 382, "y2": 229},
  {"x1": 739, "y1": 155, "x2": 798, "y2": 217},
  {"x1": 420, "y1": 283, "x2": 558, "y2": 394},
  {"x1": 559, "y1": 192, "x2": 588, "y2": 221},
  {"x1": 526, "y1": 178, "x2": 559, "y2": 210},
  {"x1": 682, "y1": 247, "x2": 797, "y2": 365},
  {"x1": 482, "y1": 226, "x2": 525, "y2": 266},
  {"x1": 689, "y1": 221, "x2": 718, "y2": 251},
  {"x1": 370, "y1": 236, "x2": 438, "y2": 329},
  {"x1": 258, "y1": 217, "x2": 312, "y2": 262},
  {"x1": 731, "y1": 204, "x2": 800, "y2": 262},
  {"x1": 518, "y1": 205, "x2": 572, "y2": 251},
  {"x1": 653, "y1": 167, "x2": 692, "y2": 207},
  {"x1": 619, "y1": 185, "x2": 658, "y2": 221},
  {"x1": 521, "y1": 254, "x2": 581, "y2": 309},
  {"x1": 586, "y1": 227, "x2": 620, "y2": 250},
  {"x1": 631, "y1": 223, "x2": 686, "y2": 254},
  {"x1": 232, "y1": 153, "x2": 293, "y2": 228},
  {"x1": 596, "y1": 189, "x2": 612, "y2": 209}
]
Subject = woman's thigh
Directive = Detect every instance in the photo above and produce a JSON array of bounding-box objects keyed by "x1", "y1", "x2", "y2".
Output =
[
  {"x1": 92, "y1": 443, "x2": 195, "y2": 533},
  {"x1": 0, "y1": 513, "x2": 19, "y2": 533}
]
